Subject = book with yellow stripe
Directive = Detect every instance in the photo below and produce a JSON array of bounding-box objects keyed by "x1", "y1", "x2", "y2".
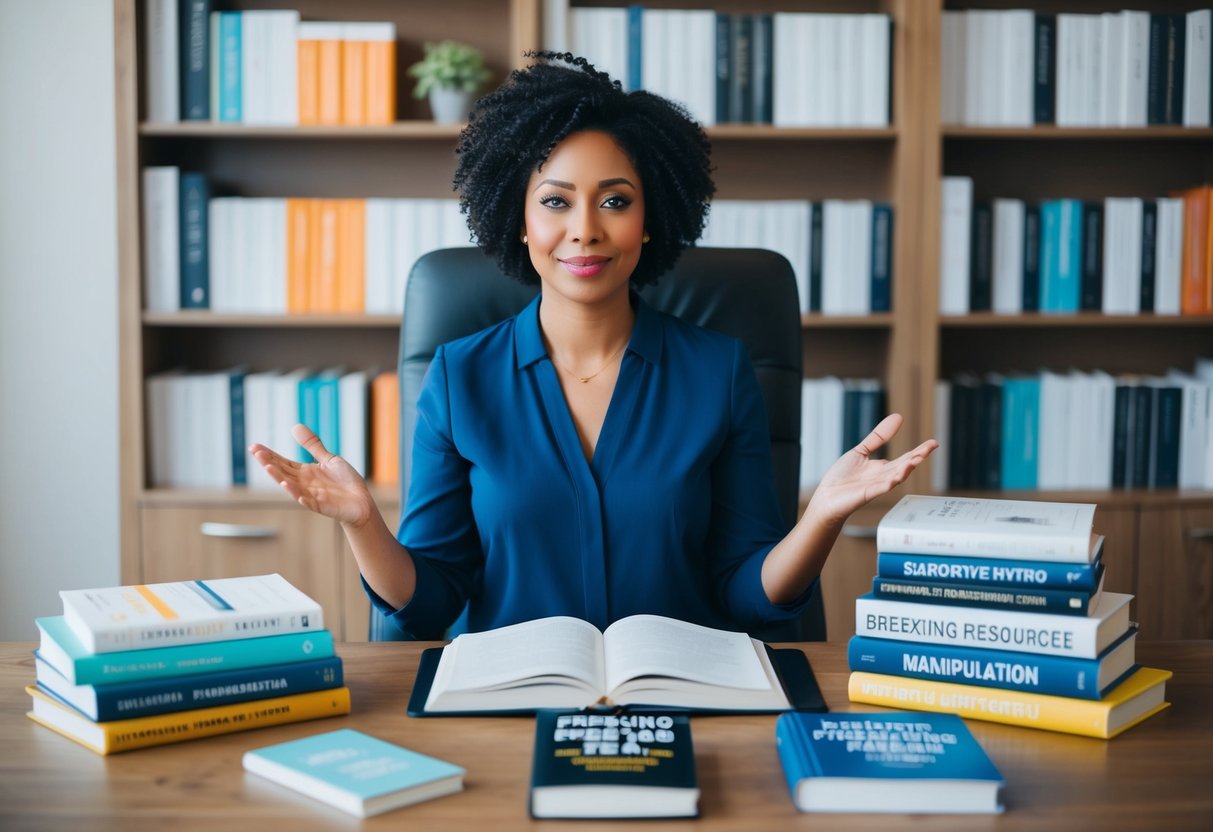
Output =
[
  {"x1": 59, "y1": 574, "x2": 323, "y2": 654},
  {"x1": 848, "y1": 667, "x2": 1171, "y2": 739},
  {"x1": 27, "y1": 684, "x2": 350, "y2": 755}
]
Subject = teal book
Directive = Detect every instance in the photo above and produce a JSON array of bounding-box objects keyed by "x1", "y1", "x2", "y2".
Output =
[
  {"x1": 1039, "y1": 199, "x2": 1082, "y2": 312},
  {"x1": 529, "y1": 710, "x2": 698, "y2": 819},
  {"x1": 217, "y1": 12, "x2": 242, "y2": 122},
  {"x1": 243, "y1": 728, "x2": 465, "y2": 817},
  {"x1": 775, "y1": 711, "x2": 1004, "y2": 813},
  {"x1": 1000, "y1": 376, "x2": 1040, "y2": 489},
  {"x1": 36, "y1": 616, "x2": 334, "y2": 685}
]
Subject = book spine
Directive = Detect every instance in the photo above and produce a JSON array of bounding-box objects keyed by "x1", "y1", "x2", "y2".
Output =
[
  {"x1": 217, "y1": 11, "x2": 242, "y2": 122},
  {"x1": 999, "y1": 378, "x2": 1039, "y2": 490},
  {"x1": 91, "y1": 656, "x2": 343, "y2": 721},
  {"x1": 808, "y1": 202, "x2": 823, "y2": 312},
  {"x1": 730, "y1": 14, "x2": 753, "y2": 124},
  {"x1": 83, "y1": 608, "x2": 325, "y2": 654},
  {"x1": 1034, "y1": 14, "x2": 1056, "y2": 123},
  {"x1": 847, "y1": 671, "x2": 1138, "y2": 738},
  {"x1": 1150, "y1": 385, "x2": 1181, "y2": 488},
  {"x1": 870, "y1": 203, "x2": 893, "y2": 312},
  {"x1": 872, "y1": 576, "x2": 1097, "y2": 616},
  {"x1": 1111, "y1": 383, "x2": 1131, "y2": 488},
  {"x1": 1129, "y1": 385, "x2": 1152, "y2": 489},
  {"x1": 1165, "y1": 15, "x2": 1186, "y2": 124},
  {"x1": 774, "y1": 713, "x2": 817, "y2": 802},
  {"x1": 178, "y1": 172, "x2": 209, "y2": 308},
  {"x1": 877, "y1": 552, "x2": 1102, "y2": 591},
  {"x1": 1147, "y1": 14, "x2": 1167, "y2": 124},
  {"x1": 1080, "y1": 200, "x2": 1103, "y2": 311},
  {"x1": 627, "y1": 4, "x2": 643, "y2": 92},
  {"x1": 229, "y1": 370, "x2": 246, "y2": 485},
  {"x1": 145, "y1": 0, "x2": 179, "y2": 122},
  {"x1": 714, "y1": 14, "x2": 731, "y2": 123},
  {"x1": 178, "y1": 0, "x2": 211, "y2": 120},
  {"x1": 853, "y1": 594, "x2": 1110, "y2": 657},
  {"x1": 100, "y1": 687, "x2": 349, "y2": 754},
  {"x1": 750, "y1": 14, "x2": 773, "y2": 123},
  {"x1": 1139, "y1": 200, "x2": 1157, "y2": 312},
  {"x1": 978, "y1": 378, "x2": 1001, "y2": 489},
  {"x1": 969, "y1": 201, "x2": 993, "y2": 311},
  {"x1": 1022, "y1": 202, "x2": 1041, "y2": 311},
  {"x1": 847, "y1": 636, "x2": 1111, "y2": 700}
]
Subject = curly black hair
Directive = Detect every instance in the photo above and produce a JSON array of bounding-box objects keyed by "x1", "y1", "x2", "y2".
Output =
[{"x1": 453, "y1": 51, "x2": 715, "y2": 287}]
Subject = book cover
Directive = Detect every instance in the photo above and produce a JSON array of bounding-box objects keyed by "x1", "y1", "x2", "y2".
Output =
[
  {"x1": 877, "y1": 546, "x2": 1104, "y2": 591},
  {"x1": 847, "y1": 626, "x2": 1137, "y2": 700},
  {"x1": 854, "y1": 591, "x2": 1132, "y2": 658},
  {"x1": 872, "y1": 574, "x2": 1104, "y2": 616},
  {"x1": 244, "y1": 728, "x2": 464, "y2": 818},
  {"x1": 178, "y1": 0, "x2": 211, "y2": 120},
  {"x1": 178, "y1": 171, "x2": 209, "y2": 308},
  {"x1": 59, "y1": 573, "x2": 324, "y2": 654},
  {"x1": 848, "y1": 667, "x2": 1172, "y2": 739},
  {"x1": 530, "y1": 710, "x2": 698, "y2": 819},
  {"x1": 775, "y1": 711, "x2": 1003, "y2": 813},
  {"x1": 27, "y1": 684, "x2": 351, "y2": 755},
  {"x1": 876, "y1": 495, "x2": 1097, "y2": 562},
  {"x1": 35, "y1": 654, "x2": 342, "y2": 722}
]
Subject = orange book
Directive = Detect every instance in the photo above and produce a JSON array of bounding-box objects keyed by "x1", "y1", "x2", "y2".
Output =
[
  {"x1": 341, "y1": 36, "x2": 367, "y2": 125},
  {"x1": 1178, "y1": 185, "x2": 1212, "y2": 315},
  {"x1": 371, "y1": 371, "x2": 400, "y2": 486},
  {"x1": 286, "y1": 199, "x2": 313, "y2": 313},
  {"x1": 296, "y1": 37, "x2": 319, "y2": 125},
  {"x1": 303, "y1": 22, "x2": 344, "y2": 126},
  {"x1": 311, "y1": 200, "x2": 340, "y2": 313},
  {"x1": 360, "y1": 23, "x2": 397, "y2": 125},
  {"x1": 336, "y1": 199, "x2": 366, "y2": 312}
]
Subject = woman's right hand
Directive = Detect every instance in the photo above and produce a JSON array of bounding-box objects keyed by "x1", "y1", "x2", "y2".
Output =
[{"x1": 249, "y1": 424, "x2": 376, "y2": 528}]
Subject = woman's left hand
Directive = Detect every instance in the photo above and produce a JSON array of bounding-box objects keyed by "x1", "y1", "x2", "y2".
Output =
[{"x1": 807, "y1": 413, "x2": 938, "y2": 528}]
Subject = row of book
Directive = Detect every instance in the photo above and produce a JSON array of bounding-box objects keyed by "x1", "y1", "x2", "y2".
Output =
[
  {"x1": 942, "y1": 9, "x2": 1212, "y2": 127},
  {"x1": 940, "y1": 178, "x2": 1213, "y2": 316},
  {"x1": 569, "y1": 7, "x2": 891, "y2": 128},
  {"x1": 799, "y1": 378, "x2": 885, "y2": 490},
  {"x1": 142, "y1": 168, "x2": 471, "y2": 313},
  {"x1": 848, "y1": 495, "x2": 1172, "y2": 739},
  {"x1": 146, "y1": 1, "x2": 396, "y2": 125},
  {"x1": 146, "y1": 368, "x2": 399, "y2": 489},
  {"x1": 28, "y1": 573, "x2": 350, "y2": 754},
  {"x1": 934, "y1": 362, "x2": 1213, "y2": 493},
  {"x1": 700, "y1": 200, "x2": 893, "y2": 316}
]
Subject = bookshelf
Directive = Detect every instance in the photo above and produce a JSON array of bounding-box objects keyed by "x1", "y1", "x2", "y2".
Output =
[{"x1": 114, "y1": 0, "x2": 1212, "y2": 643}]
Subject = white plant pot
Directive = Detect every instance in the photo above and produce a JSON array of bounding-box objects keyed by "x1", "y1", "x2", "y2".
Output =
[{"x1": 428, "y1": 87, "x2": 473, "y2": 124}]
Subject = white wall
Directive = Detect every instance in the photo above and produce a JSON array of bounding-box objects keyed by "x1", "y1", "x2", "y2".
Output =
[{"x1": 0, "y1": 0, "x2": 119, "y2": 639}]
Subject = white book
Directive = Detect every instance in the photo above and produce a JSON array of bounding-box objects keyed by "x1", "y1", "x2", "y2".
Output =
[
  {"x1": 272, "y1": 369, "x2": 311, "y2": 464},
  {"x1": 364, "y1": 199, "x2": 394, "y2": 314},
  {"x1": 245, "y1": 199, "x2": 274, "y2": 313},
  {"x1": 1099, "y1": 13, "x2": 1119, "y2": 127},
  {"x1": 141, "y1": 166, "x2": 180, "y2": 311},
  {"x1": 240, "y1": 11, "x2": 270, "y2": 124},
  {"x1": 816, "y1": 376, "x2": 845, "y2": 483},
  {"x1": 992, "y1": 199, "x2": 1025, "y2": 314},
  {"x1": 932, "y1": 380, "x2": 951, "y2": 492},
  {"x1": 542, "y1": 0, "x2": 571, "y2": 53},
  {"x1": 391, "y1": 200, "x2": 420, "y2": 315},
  {"x1": 1003, "y1": 11, "x2": 1035, "y2": 126},
  {"x1": 854, "y1": 591, "x2": 1133, "y2": 659},
  {"x1": 1121, "y1": 11, "x2": 1150, "y2": 127},
  {"x1": 1084, "y1": 15, "x2": 1102, "y2": 126},
  {"x1": 850, "y1": 200, "x2": 873, "y2": 314},
  {"x1": 571, "y1": 8, "x2": 629, "y2": 90},
  {"x1": 338, "y1": 370, "x2": 369, "y2": 477},
  {"x1": 821, "y1": 200, "x2": 849, "y2": 314},
  {"x1": 940, "y1": 12, "x2": 964, "y2": 125},
  {"x1": 772, "y1": 14, "x2": 802, "y2": 126},
  {"x1": 858, "y1": 15, "x2": 891, "y2": 126},
  {"x1": 1153, "y1": 198, "x2": 1184, "y2": 315},
  {"x1": 838, "y1": 15, "x2": 862, "y2": 127},
  {"x1": 1056, "y1": 15, "x2": 1088, "y2": 126},
  {"x1": 876, "y1": 494, "x2": 1098, "y2": 562},
  {"x1": 264, "y1": 199, "x2": 287, "y2": 313},
  {"x1": 962, "y1": 12, "x2": 984, "y2": 124},
  {"x1": 145, "y1": 0, "x2": 179, "y2": 122},
  {"x1": 59, "y1": 573, "x2": 324, "y2": 654},
  {"x1": 1037, "y1": 370, "x2": 1069, "y2": 490},
  {"x1": 242, "y1": 370, "x2": 279, "y2": 490},
  {"x1": 144, "y1": 371, "x2": 179, "y2": 487},
  {"x1": 1184, "y1": 10, "x2": 1212, "y2": 127},
  {"x1": 1089, "y1": 370, "x2": 1116, "y2": 490},
  {"x1": 799, "y1": 379, "x2": 819, "y2": 490},
  {"x1": 939, "y1": 177, "x2": 973, "y2": 314},
  {"x1": 265, "y1": 11, "x2": 300, "y2": 125},
  {"x1": 201, "y1": 370, "x2": 236, "y2": 487},
  {"x1": 1101, "y1": 197, "x2": 1143, "y2": 314},
  {"x1": 206, "y1": 196, "x2": 233, "y2": 312},
  {"x1": 818, "y1": 15, "x2": 842, "y2": 126},
  {"x1": 1168, "y1": 371, "x2": 1210, "y2": 489}
]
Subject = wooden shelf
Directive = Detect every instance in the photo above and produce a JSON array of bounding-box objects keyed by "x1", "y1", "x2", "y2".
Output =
[
  {"x1": 143, "y1": 311, "x2": 401, "y2": 328},
  {"x1": 140, "y1": 121, "x2": 465, "y2": 139},
  {"x1": 801, "y1": 313, "x2": 895, "y2": 329},
  {"x1": 943, "y1": 126, "x2": 1213, "y2": 140},
  {"x1": 940, "y1": 312, "x2": 1213, "y2": 328}
]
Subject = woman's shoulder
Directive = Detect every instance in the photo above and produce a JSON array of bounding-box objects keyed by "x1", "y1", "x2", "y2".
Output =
[{"x1": 434, "y1": 314, "x2": 518, "y2": 367}]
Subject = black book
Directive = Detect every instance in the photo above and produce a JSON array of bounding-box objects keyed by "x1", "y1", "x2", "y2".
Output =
[
  {"x1": 750, "y1": 14, "x2": 774, "y2": 123},
  {"x1": 1139, "y1": 201, "x2": 1157, "y2": 313},
  {"x1": 1022, "y1": 203, "x2": 1041, "y2": 312},
  {"x1": 969, "y1": 201, "x2": 993, "y2": 312},
  {"x1": 1148, "y1": 15, "x2": 1186, "y2": 124},
  {"x1": 978, "y1": 377, "x2": 1003, "y2": 490},
  {"x1": 714, "y1": 14, "x2": 732, "y2": 124},
  {"x1": 1128, "y1": 385, "x2": 1153, "y2": 489},
  {"x1": 1111, "y1": 382, "x2": 1133, "y2": 489},
  {"x1": 529, "y1": 710, "x2": 698, "y2": 819},
  {"x1": 948, "y1": 375, "x2": 979, "y2": 490},
  {"x1": 1080, "y1": 201, "x2": 1103, "y2": 312},
  {"x1": 1034, "y1": 14, "x2": 1056, "y2": 124},
  {"x1": 1148, "y1": 383, "x2": 1182, "y2": 489},
  {"x1": 808, "y1": 202, "x2": 823, "y2": 312},
  {"x1": 729, "y1": 14, "x2": 754, "y2": 124}
]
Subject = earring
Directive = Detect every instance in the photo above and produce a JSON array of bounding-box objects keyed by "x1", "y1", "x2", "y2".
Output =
[
  {"x1": 642, "y1": 233, "x2": 650, "y2": 244},
  {"x1": 521, "y1": 235, "x2": 528, "y2": 244}
]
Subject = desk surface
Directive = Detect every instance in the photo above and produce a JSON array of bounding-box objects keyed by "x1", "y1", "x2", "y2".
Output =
[{"x1": 1, "y1": 641, "x2": 1211, "y2": 831}]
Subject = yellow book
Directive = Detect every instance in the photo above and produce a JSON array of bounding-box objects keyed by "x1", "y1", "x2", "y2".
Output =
[
  {"x1": 296, "y1": 38, "x2": 320, "y2": 126},
  {"x1": 286, "y1": 198, "x2": 313, "y2": 313},
  {"x1": 848, "y1": 667, "x2": 1171, "y2": 739},
  {"x1": 27, "y1": 684, "x2": 351, "y2": 755}
]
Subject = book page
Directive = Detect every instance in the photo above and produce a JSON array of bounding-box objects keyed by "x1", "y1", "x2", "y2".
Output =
[
  {"x1": 601, "y1": 615, "x2": 771, "y2": 694},
  {"x1": 438, "y1": 616, "x2": 605, "y2": 693}
]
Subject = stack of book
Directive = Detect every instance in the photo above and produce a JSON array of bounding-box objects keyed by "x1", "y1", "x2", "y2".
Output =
[
  {"x1": 27, "y1": 573, "x2": 350, "y2": 755},
  {"x1": 847, "y1": 495, "x2": 1172, "y2": 739}
]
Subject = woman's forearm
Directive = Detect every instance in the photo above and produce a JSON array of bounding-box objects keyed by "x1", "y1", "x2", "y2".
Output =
[
  {"x1": 759, "y1": 503, "x2": 845, "y2": 605},
  {"x1": 341, "y1": 511, "x2": 417, "y2": 611}
]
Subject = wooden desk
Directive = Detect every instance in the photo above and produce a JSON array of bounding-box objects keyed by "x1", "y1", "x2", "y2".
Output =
[{"x1": 1, "y1": 641, "x2": 1210, "y2": 831}]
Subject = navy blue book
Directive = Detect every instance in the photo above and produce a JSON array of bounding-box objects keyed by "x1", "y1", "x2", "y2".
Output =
[
  {"x1": 870, "y1": 203, "x2": 893, "y2": 312},
  {"x1": 808, "y1": 202, "x2": 823, "y2": 312},
  {"x1": 847, "y1": 627, "x2": 1138, "y2": 700},
  {"x1": 1112, "y1": 382, "x2": 1133, "y2": 488},
  {"x1": 1034, "y1": 15, "x2": 1056, "y2": 123},
  {"x1": 872, "y1": 572, "x2": 1105, "y2": 616},
  {"x1": 178, "y1": 0, "x2": 211, "y2": 120},
  {"x1": 776, "y1": 711, "x2": 1003, "y2": 813},
  {"x1": 530, "y1": 710, "x2": 697, "y2": 818},
  {"x1": 877, "y1": 546, "x2": 1105, "y2": 592},
  {"x1": 1080, "y1": 201, "x2": 1103, "y2": 311},
  {"x1": 178, "y1": 172, "x2": 209, "y2": 308},
  {"x1": 1148, "y1": 383, "x2": 1181, "y2": 489},
  {"x1": 727, "y1": 14, "x2": 753, "y2": 123},
  {"x1": 229, "y1": 369, "x2": 247, "y2": 485},
  {"x1": 714, "y1": 14, "x2": 731, "y2": 123},
  {"x1": 33, "y1": 654, "x2": 343, "y2": 721},
  {"x1": 1140, "y1": 201, "x2": 1157, "y2": 312},
  {"x1": 977, "y1": 377, "x2": 1002, "y2": 490},
  {"x1": 1129, "y1": 384, "x2": 1153, "y2": 489},
  {"x1": 969, "y1": 201, "x2": 993, "y2": 312},
  {"x1": 750, "y1": 14, "x2": 774, "y2": 123},
  {"x1": 1021, "y1": 203, "x2": 1041, "y2": 311},
  {"x1": 1147, "y1": 15, "x2": 1186, "y2": 124}
]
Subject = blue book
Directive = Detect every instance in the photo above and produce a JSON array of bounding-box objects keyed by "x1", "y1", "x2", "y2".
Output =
[
  {"x1": 877, "y1": 547, "x2": 1104, "y2": 591},
  {"x1": 35, "y1": 615, "x2": 334, "y2": 685},
  {"x1": 34, "y1": 654, "x2": 343, "y2": 721},
  {"x1": 872, "y1": 573, "x2": 1105, "y2": 616},
  {"x1": 1040, "y1": 199, "x2": 1081, "y2": 312},
  {"x1": 627, "y1": 5, "x2": 643, "y2": 92},
  {"x1": 750, "y1": 13, "x2": 774, "y2": 123},
  {"x1": 775, "y1": 711, "x2": 1003, "y2": 813},
  {"x1": 870, "y1": 203, "x2": 893, "y2": 312},
  {"x1": 217, "y1": 11, "x2": 242, "y2": 122},
  {"x1": 1034, "y1": 15, "x2": 1056, "y2": 124},
  {"x1": 178, "y1": 171, "x2": 209, "y2": 308},
  {"x1": 243, "y1": 729, "x2": 465, "y2": 817},
  {"x1": 1021, "y1": 202, "x2": 1041, "y2": 311},
  {"x1": 847, "y1": 628, "x2": 1138, "y2": 700},
  {"x1": 228, "y1": 369, "x2": 246, "y2": 485},
  {"x1": 1000, "y1": 376, "x2": 1040, "y2": 489},
  {"x1": 178, "y1": 0, "x2": 211, "y2": 120},
  {"x1": 297, "y1": 371, "x2": 340, "y2": 462}
]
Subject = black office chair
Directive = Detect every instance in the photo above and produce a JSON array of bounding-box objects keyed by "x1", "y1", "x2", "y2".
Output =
[{"x1": 369, "y1": 246, "x2": 826, "y2": 642}]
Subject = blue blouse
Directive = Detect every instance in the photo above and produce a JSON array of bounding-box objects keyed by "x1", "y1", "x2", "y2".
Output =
[{"x1": 367, "y1": 293, "x2": 813, "y2": 638}]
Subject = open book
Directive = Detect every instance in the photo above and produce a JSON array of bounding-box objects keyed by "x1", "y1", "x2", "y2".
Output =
[{"x1": 416, "y1": 614, "x2": 796, "y2": 714}]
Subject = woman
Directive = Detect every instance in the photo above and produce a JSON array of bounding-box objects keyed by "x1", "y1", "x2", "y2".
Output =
[{"x1": 251, "y1": 53, "x2": 937, "y2": 639}]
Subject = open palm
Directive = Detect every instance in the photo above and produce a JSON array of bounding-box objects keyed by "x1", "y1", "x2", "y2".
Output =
[{"x1": 248, "y1": 424, "x2": 376, "y2": 527}]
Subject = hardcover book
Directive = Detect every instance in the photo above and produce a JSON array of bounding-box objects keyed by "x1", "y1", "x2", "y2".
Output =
[
  {"x1": 243, "y1": 729, "x2": 464, "y2": 818},
  {"x1": 848, "y1": 667, "x2": 1172, "y2": 739},
  {"x1": 876, "y1": 495, "x2": 1097, "y2": 562},
  {"x1": 26, "y1": 684, "x2": 350, "y2": 755},
  {"x1": 409, "y1": 614, "x2": 821, "y2": 715},
  {"x1": 529, "y1": 710, "x2": 698, "y2": 819},
  {"x1": 59, "y1": 573, "x2": 324, "y2": 653},
  {"x1": 871, "y1": 573, "x2": 1105, "y2": 616},
  {"x1": 877, "y1": 547, "x2": 1104, "y2": 591},
  {"x1": 775, "y1": 711, "x2": 1003, "y2": 813}
]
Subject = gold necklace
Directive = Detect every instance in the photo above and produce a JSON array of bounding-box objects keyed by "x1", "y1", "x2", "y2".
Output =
[{"x1": 552, "y1": 341, "x2": 628, "y2": 383}]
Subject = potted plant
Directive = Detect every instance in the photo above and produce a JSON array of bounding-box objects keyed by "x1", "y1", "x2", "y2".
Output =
[{"x1": 407, "y1": 40, "x2": 492, "y2": 124}]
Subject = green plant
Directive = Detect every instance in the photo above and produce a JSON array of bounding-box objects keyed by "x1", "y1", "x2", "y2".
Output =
[{"x1": 407, "y1": 40, "x2": 492, "y2": 99}]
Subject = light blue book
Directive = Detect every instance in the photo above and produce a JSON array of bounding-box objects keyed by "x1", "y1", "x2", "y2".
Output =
[
  {"x1": 1000, "y1": 376, "x2": 1040, "y2": 489},
  {"x1": 217, "y1": 12, "x2": 242, "y2": 122},
  {"x1": 775, "y1": 711, "x2": 1003, "y2": 813},
  {"x1": 1040, "y1": 199, "x2": 1082, "y2": 312},
  {"x1": 243, "y1": 729, "x2": 465, "y2": 817},
  {"x1": 36, "y1": 616, "x2": 334, "y2": 685}
]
